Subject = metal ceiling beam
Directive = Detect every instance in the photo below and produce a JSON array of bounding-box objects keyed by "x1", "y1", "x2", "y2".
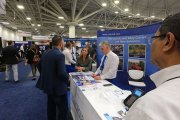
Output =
[
  {"x1": 42, "y1": 21, "x2": 60, "y2": 24},
  {"x1": 85, "y1": 14, "x2": 97, "y2": 24},
  {"x1": 75, "y1": 0, "x2": 90, "y2": 20},
  {"x1": 164, "y1": 0, "x2": 169, "y2": 16},
  {"x1": 155, "y1": 0, "x2": 178, "y2": 17},
  {"x1": 138, "y1": 0, "x2": 162, "y2": 17},
  {"x1": 86, "y1": 18, "x2": 141, "y2": 26},
  {"x1": 41, "y1": 13, "x2": 58, "y2": 20},
  {"x1": 77, "y1": 8, "x2": 105, "y2": 22},
  {"x1": 95, "y1": 12, "x2": 103, "y2": 26},
  {"x1": 36, "y1": 0, "x2": 43, "y2": 27},
  {"x1": 71, "y1": 0, "x2": 77, "y2": 21},
  {"x1": 40, "y1": 6, "x2": 59, "y2": 18},
  {"x1": 6, "y1": 2, "x2": 29, "y2": 28},
  {"x1": 49, "y1": 0, "x2": 69, "y2": 21},
  {"x1": 125, "y1": 19, "x2": 134, "y2": 28},
  {"x1": 40, "y1": 0, "x2": 46, "y2": 5},
  {"x1": 41, "y1": 18, "x2": 59, "y2": 22},
  {"x1": 46, "y1": 4, "x2": 60, "y2": 15},
  {"x1": 107, "y1": 15, "x2": 118, "y2": 27}
]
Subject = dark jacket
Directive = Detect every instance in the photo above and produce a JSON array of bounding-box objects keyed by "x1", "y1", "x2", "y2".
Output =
[
  {"x1": 26, "y1": 49, "x2": 41, "y2": 64},
  {"x1": 36, "y1": 48, "x2": 69, "y2": 95},
  {"x1": 2, "y1": 46, "x2": 20, "y2": 65}
]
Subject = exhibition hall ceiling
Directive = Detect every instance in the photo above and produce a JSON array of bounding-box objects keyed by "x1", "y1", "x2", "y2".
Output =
[{"x1": 0, "y1": 0, "x2": 180, "y2": 37}]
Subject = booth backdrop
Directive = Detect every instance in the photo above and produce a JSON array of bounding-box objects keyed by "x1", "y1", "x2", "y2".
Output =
[{"x1": 97, "y1": 23, "x2": 161, "y2": 92}]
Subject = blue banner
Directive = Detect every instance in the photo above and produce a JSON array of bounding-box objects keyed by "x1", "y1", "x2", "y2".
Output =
[{"x1": 97, "y1": 23, "x2": 161, "y2": 91}]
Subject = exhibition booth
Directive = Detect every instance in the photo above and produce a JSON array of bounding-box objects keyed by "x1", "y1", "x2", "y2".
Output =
[
  {"x1": 97, "y1": 23, "x2": 161, "y2": 92},
  {"x1": 70, "y1": 23, "x2": 163, "y2": 120},
  {"x1": 70, "y1": 72, "x2": 131, "y2": 120}
]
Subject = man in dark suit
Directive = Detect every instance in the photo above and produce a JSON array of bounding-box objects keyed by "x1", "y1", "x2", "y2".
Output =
[
  {"x1": 2, "y1": 41, "x2": 20, "y2": 83},
  {"x1": 36, "y1": 36, "x2": 69, "y2": 120}
]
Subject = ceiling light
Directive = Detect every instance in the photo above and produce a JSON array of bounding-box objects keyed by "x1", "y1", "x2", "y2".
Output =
[
  {"x1": 56, "y1": 23, "x2": 61, "y2": 25},
  {"x1": 26, "y1": 17, "x2": 31, "y2": 20},
  {"x1": 17, "y1": 5, "x2": 24, "y2": 10},
  {"x1": 115, "y1": 11, "x2": 119, "y2": 14},
  {"x1": 1, "y1": 22, "x2": 9, "y2": 25},
  {"x1": 31, "y1": 24, "x2": 35, "y2": 26},
  {"x1": 162, "y1": 18, "x2": 165, "y2": 21},
  {"x1": 128, "y1": 16, "x2": 132, "y2": 18},
  {"x1": 99, "y1": 26, "x2": 103, "y2": 28},
  {"x1": 18, "y1": 30, "x2": 23, "y2": 32},
  {"x1": 59, "y1": 26, "x2": 64, "y2": 28},
  {"x1": 124, "y1": 8, "x2": 129, "y2": 12},
  {"x1": 12, "y1": 27, "x2": 17, "y2": 29},
  {"x1": 35, "y1": 28, "x2": 37, "y2": 30},
  {"x1": 151, "y1": 15, "x2": 155, "y2": 18},
  {"x1": 86, "y1": 31, "x2": 89, "y2": 32},
  {"x1": 58, "y1": 16, "x2": 64, "y2": 19},
  {"x1": 136, "y1": 13, "x2": 140, "y2": 16},
  {"x1": 79, "y1": 23, "x2": 84, "y2": 26},
  {"x1": 144, "y1": 18, "x2": 148, "y2": 20},
  {"x1": 82, "y1": 28, "x2": 86, "y2": 30},
  {"x1": 114, "y1": 0, "x2": 119, "y2": 4},
  {"x1": 37, "y1": 24, "x2": 41, "y2": 27},
  {"x1": 102, "y1": 3, "x2": 107, "y2": 7}
]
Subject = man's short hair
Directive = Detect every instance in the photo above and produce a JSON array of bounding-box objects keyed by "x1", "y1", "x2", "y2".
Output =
[
  {"x1": 8, "y1": 41, "x2": 13, "y2": 46},
  {"x1": 159, "y1": 13, "x2": 180, "y2": 41},
  {"x1": 52, "y1": 35, "x2": 62, "y2": 46},
  {"x1": 65, "y1": 42, "x2": 72, "y2": 48},
  {"x1": 100, "y1": 41, "x2": 111, "y2": 48},
  {"x1": 70, "y1": 41, "x2": 75, "y2": 44}
]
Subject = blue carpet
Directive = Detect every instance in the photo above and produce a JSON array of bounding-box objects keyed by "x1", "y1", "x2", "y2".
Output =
[{"x1": 0, "y1": 62, "x2": 72, "y2": 120}]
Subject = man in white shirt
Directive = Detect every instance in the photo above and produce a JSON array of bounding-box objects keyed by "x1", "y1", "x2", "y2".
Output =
[
  {"x1": 63, "y1": 42, "x2": 76, "y2": 73},
  {"x1": 92, "y1": 41, "x2": 119, "y2": 81},
  {"x1": 125, "y1": 13, "x2": 180, "y2": 120},
  {"x1": 71, "y1": 41, "x2": 76, "y2": 61},
  {"x1": 20, "y1": 44, "x2": 24, "y2": 58}
]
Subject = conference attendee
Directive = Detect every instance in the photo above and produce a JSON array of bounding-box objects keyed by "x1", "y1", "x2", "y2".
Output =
[
  {"x1": 2, "y1": 41, "x2": 20, "y2": 83},
  {"x1": 20, "y1": 44, "x2": 25, "y2": 58},
  {"x1": 26, "y1": 44, "x2": 41, "y2": 80},
  {"x1": 71, "y1": 41, "x2": 76, "y2": 61},
  {"x1": 24, "y1": 44, "x2": 29, "y2": 57},
  {"x1": 92, "y1": 41, "x2": 119, "y2": 81},
  {"x1": 63, "y1": 42, "x2": 76, "y2": 73},
  {"x1": 75, "y1": 46, "x2": 81, "y2": 57},
  {"x1": 125, "y1": 13, "x2": 180, "y2": 120},
  {"x1": 86, "y1": 42, "x2": 96, "y2": 60},
  {"x1": 36, "y1": 36, "x2": 69, "y2": 120},
  {"x1": 92, "y1": 42, "x2": 97, "y2": 61},
  {"x1": 75, "y1": 47, "x2": 93, "y2": 72}
]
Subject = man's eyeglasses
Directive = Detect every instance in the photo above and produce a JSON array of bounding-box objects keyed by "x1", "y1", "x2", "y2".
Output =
[{"x1": 151, "y1": 34, "x2": 166, "y2": 39}]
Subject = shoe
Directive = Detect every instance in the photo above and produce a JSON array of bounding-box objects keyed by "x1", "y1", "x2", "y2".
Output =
[{"x1": 14, "y1": 81, "x2": 20, "y2": 83}]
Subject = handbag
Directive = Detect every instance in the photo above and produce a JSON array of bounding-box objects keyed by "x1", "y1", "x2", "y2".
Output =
[{"x1": 32, "y1": 50, "x2": 40, "y2": 64}]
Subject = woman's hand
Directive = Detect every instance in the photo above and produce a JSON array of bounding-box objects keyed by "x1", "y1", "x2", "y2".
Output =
[{"x1": 76, "y1": 66, "x2": 84, "y2": 72}]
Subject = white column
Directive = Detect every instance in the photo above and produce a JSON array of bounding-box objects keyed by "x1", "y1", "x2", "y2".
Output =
[{"x1": 69, "y1": 26, "x2": 75, "y2": 38}]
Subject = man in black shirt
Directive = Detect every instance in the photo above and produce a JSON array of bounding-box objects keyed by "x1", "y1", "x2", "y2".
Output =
[{"x1": 2, "y1": 41, "x2": 20, "y2": 83}]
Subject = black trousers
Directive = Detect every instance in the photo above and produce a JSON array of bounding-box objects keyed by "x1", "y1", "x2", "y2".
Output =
[{"x1": 47, "y1": 94, "x2": 68, "y2": 120}]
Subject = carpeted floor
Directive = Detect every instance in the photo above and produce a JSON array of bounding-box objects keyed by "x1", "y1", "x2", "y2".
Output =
[{"x1": 0, "y1": 62, "x2": 72, "y2": 120}]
